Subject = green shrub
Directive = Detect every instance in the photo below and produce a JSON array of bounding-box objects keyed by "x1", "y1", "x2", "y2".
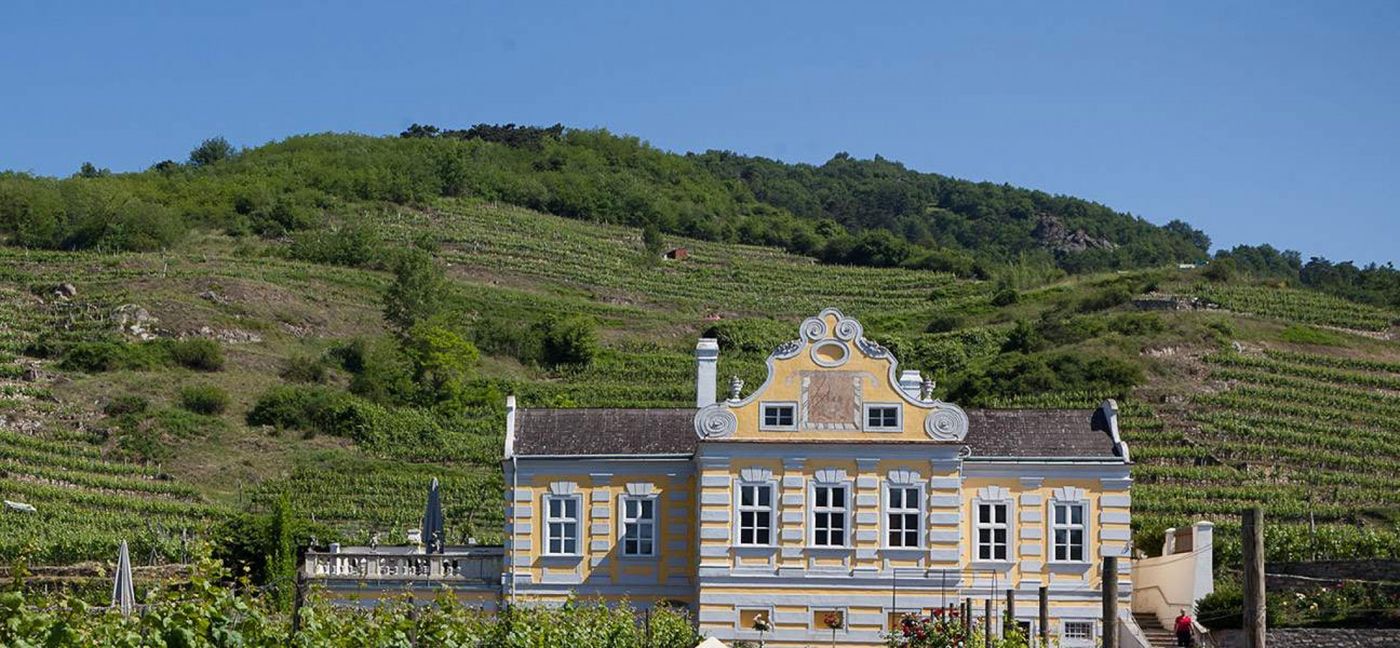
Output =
[
  {"x1": 103, "y1": 395, "x2": 149, "y2": 417},
  {"x1": 60, "y1": 341, "x2": 166, "y2": 372},
  {"x1": 1077, "y1": 284, "x2": 1134, "y2": 312},
  {"x1": 179, "y1": 384, "x2": 230, "y2": 415},
  {"x1": 539, "y1": 315, "x2": 598, "y2": 367},
  {"x1": 1107, "y1": 312, "x2": 1166, "y2": 337},
  {"x1": 246, "y1": 385, "x2": 352, "y2": 431},
  {"x1": 287, "y1": 222, "x2": 383, "y2": 268},
  {"x1": 923, "y1": 314, "x2": 963, "y2": 334},
  {"x1": 169, "y1": 339, "x2": 224, "y2": 371},
  {"x1": 280, "y1": 353, "x2": 330, "y2": 384}
]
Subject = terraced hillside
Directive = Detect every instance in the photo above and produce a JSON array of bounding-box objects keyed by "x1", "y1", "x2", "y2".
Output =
[{"x1": 0, "y1": 196, "x2": 1397, "y2": 568}]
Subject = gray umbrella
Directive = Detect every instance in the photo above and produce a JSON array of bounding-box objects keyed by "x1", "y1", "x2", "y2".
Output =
[
  {"x1": 422, "y1": 478, "x2": 444, "y2": 553},
  {"x1": 111, "y1": 540, "x2": 136, "y2": 616}
]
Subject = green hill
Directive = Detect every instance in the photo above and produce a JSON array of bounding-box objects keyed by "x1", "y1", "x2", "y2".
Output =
[{"x1": 0, "y1": 129, "x2": 1397, "y2": 569}]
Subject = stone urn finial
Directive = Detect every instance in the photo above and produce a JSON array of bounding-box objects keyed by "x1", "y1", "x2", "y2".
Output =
[
  {"x1": 728, "y1": 376, "x2": 744, "y2": 401},
  {"x1": 919, "y1": 379, "x2": 935, "y2": 401}
]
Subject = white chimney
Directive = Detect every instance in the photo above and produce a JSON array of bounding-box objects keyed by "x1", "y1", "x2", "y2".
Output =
[
  {"x1": 695, "y1": 338, "x2": 719, "y2": 407},
  {"x1": 899, "y1": 370, "x2": 923, "y2": 399}
]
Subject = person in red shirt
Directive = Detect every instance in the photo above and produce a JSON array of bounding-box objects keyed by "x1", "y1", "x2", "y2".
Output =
[{"x1": 1174, "y1": 609, "x2": 1195, "y2": 647}]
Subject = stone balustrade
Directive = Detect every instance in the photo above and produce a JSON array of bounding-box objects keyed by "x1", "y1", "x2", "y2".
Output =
[{"x1": 304, "y1": 546, "x2": 503, "y2": 583}]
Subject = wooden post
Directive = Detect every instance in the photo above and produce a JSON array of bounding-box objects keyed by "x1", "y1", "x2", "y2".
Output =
[
  {"x1": 1039, "y1": 585, "x2": 1049, "y2": 648},
  {"x1": 963, "y1": 597, "x2": 972, "y2": 637},
  {"x1": 984, "y1": 598, "x2": 994, "y2": 648},
  {"x1": 1243, "y1": 507, "x2": 1267, "y2": 648},
  {"x1": 1103, "y1": 556, "x2": 1119, "y2": 648},
  {"x1": 291, "y1": 551, "x2": 307, "y2": 639}
]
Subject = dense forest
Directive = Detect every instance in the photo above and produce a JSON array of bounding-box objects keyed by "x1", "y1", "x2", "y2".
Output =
[{"x1": 0, "y1": 123, "x2": 1210, "y2": 277}]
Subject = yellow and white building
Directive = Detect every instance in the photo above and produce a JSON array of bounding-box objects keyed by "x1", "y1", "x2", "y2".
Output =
[{"x1": 502, "y1": 308, "x2": 1133, "y2": 647}]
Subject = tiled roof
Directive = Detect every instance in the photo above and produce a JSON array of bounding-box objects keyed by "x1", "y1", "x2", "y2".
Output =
[
  {"x1": 510, "y1": 407, "x2": 1120, "y2": 459},
  {"x1": 962, "y1": 408, "x2": 1118, "y2": 459},
  {"x1": 513, "y1": 408, "x2": 698, "y2": 456}
]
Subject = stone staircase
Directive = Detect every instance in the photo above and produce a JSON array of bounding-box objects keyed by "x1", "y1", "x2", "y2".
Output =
[{"x1": 1133, "y1": 613, "x2": 1178, "y2": 648}]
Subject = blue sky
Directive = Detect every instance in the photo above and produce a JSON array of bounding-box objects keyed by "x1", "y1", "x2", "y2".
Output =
[{"x1": 3, "y1": 1, "x2": 1397, "y2": 264}]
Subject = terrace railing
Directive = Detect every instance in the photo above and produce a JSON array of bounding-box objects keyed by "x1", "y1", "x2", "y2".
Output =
[{"x1": 303, "y1": 546, "x2": 503, "y2": 583}]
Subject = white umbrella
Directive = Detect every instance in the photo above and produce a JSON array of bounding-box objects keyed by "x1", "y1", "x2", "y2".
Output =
[
  {"x1": 111, "y1": 540, "x2": 135, "y2": 616},
  {"x1": 695, "y1": 638, "x2": 730, "y2": 648}
]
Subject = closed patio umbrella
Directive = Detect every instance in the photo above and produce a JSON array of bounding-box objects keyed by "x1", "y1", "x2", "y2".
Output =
[
  {"x1": 422, "y1": 478, "x2": 444, "y2": 553},
  {"x1": 111, "y1": 540, "x2": 135, "y2": 616}
]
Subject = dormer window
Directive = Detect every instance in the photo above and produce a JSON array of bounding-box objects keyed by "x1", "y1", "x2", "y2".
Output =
[
  {"x1": 761, "y1": 403, "x2": 796, "y2": 430},
  {"x1": 863, "y1": 404, "x2": 901, "y2": 431}
]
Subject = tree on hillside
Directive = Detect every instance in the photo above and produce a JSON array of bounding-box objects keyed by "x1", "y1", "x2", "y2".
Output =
[
  {"x1": 77, "y1": 162, "x2": 110, "y2": 178},
  {"x1": 402, "y1": 321, "x2": 480, "y2": 410},
  {"x1": 189, "y1": 136, "x2": 235, "y2": 167},
  {"x1": 383, "y1": 249, "x2": 447, "y2": 335},
  {"x1": 538, "y1": 315, "x2": 598, "y2": 367}
]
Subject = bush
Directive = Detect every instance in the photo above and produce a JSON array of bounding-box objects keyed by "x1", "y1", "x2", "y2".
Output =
[
  {"x1": 1077, "y1": 284, "x2": 1134, "y2": 312},
  {"x1": 539, "y1": 315, "x2": 598, "y2": 367},
  {"x1": 246, "y1": 385, "x2": 352, "y2": 431},
  {"x1": 287, "y1": 223, "x2": 383, "y2": 268},
  {"x1": 990, "y1": 282, "x2": 1019, "y2": 307},
  {"x1": 60, "y1": 341, "x2": 166, "y2": 372},
  {"x1": 179, "y1": 384, "x2": 230, "y2": 415},
  {"x1": 103, "y1": 395, "x2": 149, "y2": 417},
  {"x1": 1107, "y1": 312, "x2": 1167, "y2": 337},
  {"x1": 1202, "y1": 258, "x2": 1236, "y2": 283},
  {"x1": 169, "y1": 339, "x2": 224, "y2": 371},
  {"x1": 280, "y1": 353, "x2": 330, "y2": 384},
  {"x1": 924, "y1": 314, "x2": 964, "y2": 334}
]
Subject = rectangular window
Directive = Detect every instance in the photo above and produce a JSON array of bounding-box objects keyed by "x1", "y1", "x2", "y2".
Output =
[
  {"x1": 812, "y1": 484, "x2": 848, "y2": 546},
  {"x1": 864, "y1": 404, "x2": 900, "y2": 430},
  {"x1": 544, "y1": 495, "x2": 579, "y2": 555},
  {"x1": 974, "y1": 502, "x2": 1010, "y2": 561},
  {"x1": 886, "y1": 485, "x2": 921, "y2": 548},
  {"x1": 621, "y1": 497, "x2": 656, "y2": 556},
  {"x1": 1051, "y1": 502, "x2": 1087, "y2": 562},
  {"x1": 762, "y1": 404, "x2": 795, "y2": 429},
  {"x1": 737, "y1": 483, "x2": 774, "y2": 545},
  {"x1": 1063, "y1": 621, "x2": 1093, "y2": 641}
]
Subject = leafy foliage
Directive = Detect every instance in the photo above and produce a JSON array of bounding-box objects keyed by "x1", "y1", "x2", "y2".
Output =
[
  {"x1": 178, "y1": 384, "x2": 230, "y2": 415},
  {"x1": 3, "y1": 126, "x2": 1211, "y2": 273}
]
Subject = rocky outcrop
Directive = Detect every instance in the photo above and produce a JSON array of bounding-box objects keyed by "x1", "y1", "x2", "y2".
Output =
[{"x1": 1033, "y1": 214, "x2": 1117, "y2": 253}]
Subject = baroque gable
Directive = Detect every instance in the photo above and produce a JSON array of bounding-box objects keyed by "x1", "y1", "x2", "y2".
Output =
[{"x1": 694, "y1": 308, "x2": 968, "y2": 443}]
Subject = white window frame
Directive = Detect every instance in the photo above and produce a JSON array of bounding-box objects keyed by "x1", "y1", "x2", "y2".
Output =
[
  {"x1": 809, "y1": 481, "x2": 851, "y2": 548},
  {"x1": 1062, "y1": 620, "x2": 1095, "y2": 645},
  {"x1": 972, "y1": 498, "x2": 1013, "y2": 563},
  {"x1": 735, "y1": 481, "x2": 777, "y2": 547},
  {"x1": 862, "y1": 403, "x2": 902, "y2": 432},
  {"x1": 1049, "y1": 500, "x2": 1090, "y2": 563},
  {"x1": 759, "y1": 401, "x2": 798, "y2": 431},
  {"x1": 619, "y1": 495, "x2": 658, "y2": 557},
  {"x1": 882, "y1": 482, "x2": 923, "y2": 549},
  {"x1": 543, "y1": 494, "x2": 582, "y2": 556}
]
